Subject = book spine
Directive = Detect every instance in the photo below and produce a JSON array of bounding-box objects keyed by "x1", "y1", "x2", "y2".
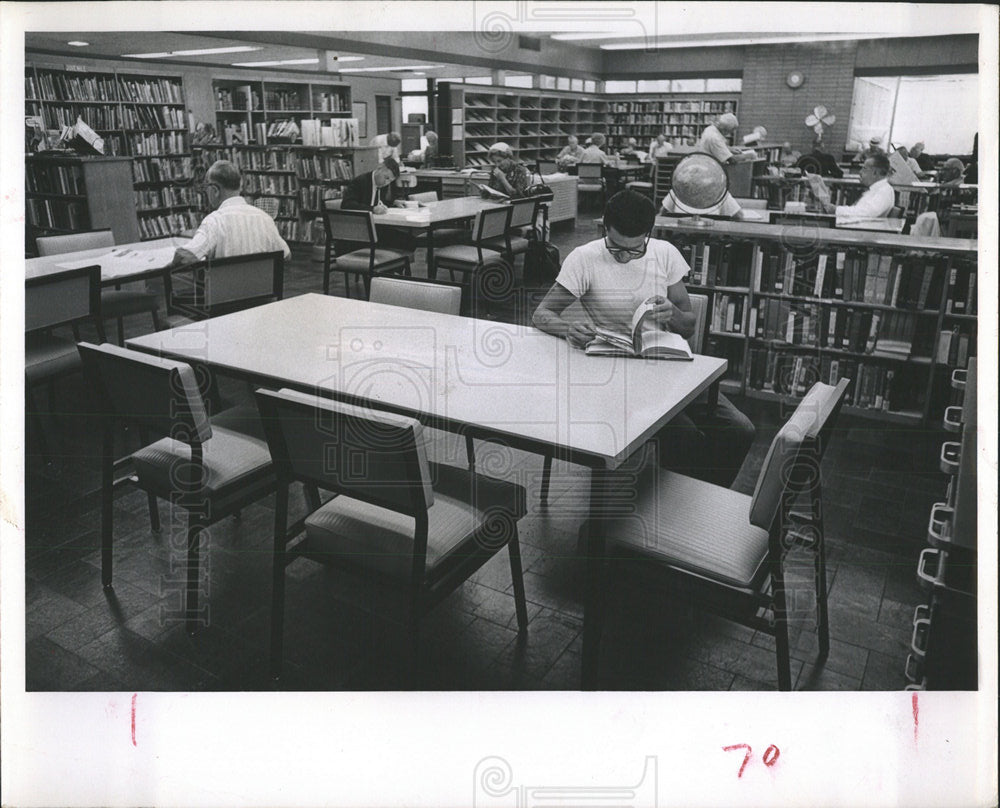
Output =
[{"x1": 815, "y1": 254, "x2": 827, "y2": 298}]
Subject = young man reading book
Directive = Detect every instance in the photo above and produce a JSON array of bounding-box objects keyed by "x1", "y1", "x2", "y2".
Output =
[{"x1": 532, "y1": 190, "x2": 755, "y2": 487}]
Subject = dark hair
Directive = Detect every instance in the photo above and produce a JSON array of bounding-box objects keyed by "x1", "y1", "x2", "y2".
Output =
[
  {"x1": 603, "y1": 190, "x2": 656, "y2": 237},
  {"x1": 382, "y1": 157, "x2": 401, "y2": 177},
  {"x1": 866, "y1": 153, "x2": 891, "y2": 176}
]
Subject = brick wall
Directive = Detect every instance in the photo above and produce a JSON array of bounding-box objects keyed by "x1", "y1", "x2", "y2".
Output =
[{"x1": 738, "y1": 41, "x2": 859, "y2": 155}]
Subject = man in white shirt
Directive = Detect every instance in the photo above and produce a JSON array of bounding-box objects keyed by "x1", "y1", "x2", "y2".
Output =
[
  {"x1": 532, "y1": 190, "x2": 755, "y2": 487},
  {"x1": 806, "y1": 153, "x2": 895, "y2": 219},
  {"x1": 172, "y1": 160, "x2": 290, "y2": 265},
  {"x1": 697, "y1": 112, "x2": 738, "y2": 164},
  {"x1": 371, "y1": 131, "x2": 402, "y2": 162},
  {"x1": 648, "y1": 133, "x2": 672, "y2": 160}
]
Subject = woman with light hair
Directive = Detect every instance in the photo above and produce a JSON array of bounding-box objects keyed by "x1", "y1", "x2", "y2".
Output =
[
  {"x1": 485, "y1": 141, "x2": 531, "y2": 198},
  {"x1": 580, "y1": 132, "x2": 613, "y2": 165}
]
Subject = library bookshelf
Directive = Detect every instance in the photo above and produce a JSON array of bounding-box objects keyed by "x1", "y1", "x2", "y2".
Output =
[
  {"x1": 191, "y1": 144, "x2": 378, "y2": 244},
  {"x1": 652, "y1": 218, "x2": 977, "y2": 426},
  {"x1": 212, "y1": 79, "x2": 352, "y2": 146},
  {"x1": 605, "y1": 95, "x2": 738, "y2": 152},
  {"x1": 26, "y1": 62, "x2": 196, "y2": 244}
]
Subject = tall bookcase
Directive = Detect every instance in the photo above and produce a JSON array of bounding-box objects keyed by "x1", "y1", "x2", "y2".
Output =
[
  {"x1": 212, "y1": 79, "x2": 352, "y2": 146},
  {"x1": 653, "y1": 219, "x2": 977, "y2": 426},
  {"x1": 191, "y1": 144, "x2": 377, "y2": 244},
  {"x1": 604, "y1": 95, "x2": 739, "y2": 152},
  {"x1": 25, "y1": 61, "x2": 197, "y2": 241},
  {"x1": 436, "y1": 83, "x2": 609, "y2": 169},
  {"x1": 25, "y1": 155, "x2": 141, "y2": 246}
]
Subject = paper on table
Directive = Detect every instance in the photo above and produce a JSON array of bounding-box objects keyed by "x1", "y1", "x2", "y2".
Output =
[{"x1": 56, "y1": 245, "x2": 180, "y2": 279}]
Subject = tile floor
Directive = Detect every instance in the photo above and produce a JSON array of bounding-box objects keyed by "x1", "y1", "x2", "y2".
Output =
[{"x1": 22, "y1": 216, "x2": 960, "y2": 691}]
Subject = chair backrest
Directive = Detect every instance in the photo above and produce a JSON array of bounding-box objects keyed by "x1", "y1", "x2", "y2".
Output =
[
  {"x1": 323, "y1": 205, "x2": 375, "y2": 246},
  {"x1": 409, "y1": 191, "x2": 439, "y2": 203},
  {"x1": 889, "y1": 205, "x2": 905, "y2": 219},
  {"x1": 36, "y1": 229, "x2": 114, "y2": 257},
  {"x1": 253, "y1": 196, "x2": 280, "y2": 219},
  {"x1": 473, "y1": 205, "x2": 513, "y2": 243},
  {"x1": 686, "y1": 293, "x2": 708, "y2": 354},
  {"x1": 508, "y1": 197, "x2": 538, "y2": 229},
  {"x1": 749, "y1": 378, "x2": 850, "y2": 530},
  {"x1": 537, "y1": 160, "x2": 557, "y2": 176},
  {"x1": 577, "y1": 163, "x2": 604, "y2": 182},
  {"x1": 369, "y1": 276, "x2": 462, "y2": 315},
  {"x1": 25, "y1": 265, "x2": 101, "y2": 333},
  {"x1": 77, "y1": 342, "x2": 211, "y2": 444},
  {"x1": 166, "y1": 250, "x2": 284, "y2": 317},
  {"x1": 255, "y1": 387, "x2": 434, "y2": 516}
]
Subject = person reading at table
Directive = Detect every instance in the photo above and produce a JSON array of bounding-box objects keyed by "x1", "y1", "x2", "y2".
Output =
[
  {"x1": 556, "y1": 135, "x2": 584, "y2": 169},
  {"x1": 340, "y1": 157, "x2": 415, "y2": 251},
  {"x1": 697, "y1": 113, "x2": 739, "y2": 165},
  {"x1": 648, "y1": 133, "x2": 672, "y2": 161},
  {"x1": 171, "y1": 160, "x2": 290, "y2": 266},
  {"x1": 532, "y1": 190, "x2": 755, "y2": 487},
  {"x1": 580, "y1": 133, "x2": 614, "y2": 165},
  {"x1": 484, "y1": 142, "x2": 531, "y2": 199},
  {"x1": 805, "y1": 153, "x2": 895, "y2": 219}
]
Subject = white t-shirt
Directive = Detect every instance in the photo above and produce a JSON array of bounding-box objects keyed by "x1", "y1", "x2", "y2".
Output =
[
  {"x1": 371, "y1": 133, "x2": 401, "y2": 162},
  {"x1": 555, "y1": 237, "x2": 689, "y2": 333}
]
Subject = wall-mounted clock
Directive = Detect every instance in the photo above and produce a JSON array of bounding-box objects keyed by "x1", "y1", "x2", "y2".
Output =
[{"x1": 786, "y1": 71, "x2": 805, "y2": 89}]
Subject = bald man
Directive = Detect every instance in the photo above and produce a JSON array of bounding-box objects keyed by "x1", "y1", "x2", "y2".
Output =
[{"x1": 697, "y1": 113, "x2": 739, "y2": 164}]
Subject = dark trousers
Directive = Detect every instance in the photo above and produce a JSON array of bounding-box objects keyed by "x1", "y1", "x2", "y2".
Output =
[{"x1": 655, "y1": 392, "x2": 756, "y2": 488}]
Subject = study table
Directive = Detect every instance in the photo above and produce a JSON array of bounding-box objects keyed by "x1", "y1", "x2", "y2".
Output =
[
  {"x1": 25, "y1": 236, "x2": 189, "y2": 283},
  {"x1": 127, "y1": 293, "x2": 727, "y2": 687},
  {"x1": 373, "y1": 196, "x2": 504, "y2": 279}
]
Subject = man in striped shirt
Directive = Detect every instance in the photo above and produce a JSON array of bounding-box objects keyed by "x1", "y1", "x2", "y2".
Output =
[{"x1": 172, "y1": 160, "x2": 291, "y2": 266}]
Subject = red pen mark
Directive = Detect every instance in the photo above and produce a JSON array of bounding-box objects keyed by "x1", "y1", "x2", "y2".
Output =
[
  {"x1": 763, "y1": 744, "x2": 780, "y2": 767},
  {"x1": 723, "y1": 744, "x2": 753, "y2": 778},
  {"x1": 131, "y1": 693, "x2": 137, "y2": 747},
  {"x1": 912, "y1": 692, "x2": 919, "y2": 744}
]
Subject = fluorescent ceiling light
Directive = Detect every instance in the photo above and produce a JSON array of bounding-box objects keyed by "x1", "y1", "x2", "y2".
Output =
[
  {"x1": 327, "y1": 56, "x2": 365, "y2": 62},
  {"x1": 338, "y1": 64, "x2": 444, "y2": 73},
  {"x1": 601, "y1": 33, "x2": 893, "y2": 50},
  {"x1": 551, "y1": 33, "x2": 638, "y2": 41},
  {"x1": 67, "y1": 40, "x2": 89, "y2": 47},
  {"x1": 122, "y1": 46, "x2": 261, "y2": 58},
  {"x1": 232, "y1": 58, "x2": 320, "y2": 67}
]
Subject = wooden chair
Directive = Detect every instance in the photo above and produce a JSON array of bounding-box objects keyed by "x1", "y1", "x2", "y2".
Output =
[
  {"x1": 36, "y1": 229, "x2": 163, "y2": 345},
  {"x1": 78, "y1": 342, "x2": 277, "y2": 635},
  {"x1": 321, "y1": 205, "x2": 412, "y2": 299},
  {"x1": 255, "y1": 387, "x2": 529, "y2": 682},
  {"x1": 483, "y1": 197, "x2": 538, "y2": 263},
  {"x1": 539, "y1": 294, "x2": 711, "y2": 507},
  {"x1": 164, "y1": 250, "x2": 285, "y2": 322},
  {"x1": 26, "y1": 265, "x2": 104, "y2": 474},
  {"x1": 577, "y1": 163, "x2": 606, "y2": 209},
  {"x1": 586, "y1": 378, "x2": 850, "y2": 689}
]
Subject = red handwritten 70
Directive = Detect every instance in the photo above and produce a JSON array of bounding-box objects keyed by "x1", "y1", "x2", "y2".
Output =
[{"x1": 723, "y1": 743, "x2": 780, "y2": 777}]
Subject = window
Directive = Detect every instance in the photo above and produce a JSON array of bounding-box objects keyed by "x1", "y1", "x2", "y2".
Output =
[
  {"x1": 604, "y1": 80, "x2": 636, "y2": 93},
  {"x1": 637, "y1": 79, "x2": 671, "y2": 93},
  {"x1": 400, "y1": 79, "x2": 426, "y2": 93},
  {"x1": 465, "y1": 75, "x2": 493, "y2": 86},
  {"x1": 504, "y1": 74, "x2": 533, "y2": 89},
  {"x1": 570, "y1": 78, "x2": 583, "y2": 92},
  {"x1": 540, "y1": 75, "x2": 556, "y2": 90},
  {"x1": 556, "y1": 77, "x2": 570, "y2": 91},
  {"x1": 847, "y1": 74, "x2": 978, "y2": 154},
  {"x1": 584, "y1": 80, "x2": 596, "y2": 93},
  {"x1": 671, "y1": 78, "x2": 706, "y2": 93},
  {"x1": 401, "y1": 95, "x2": 428, "y2": 123},
  {"x1": 706, "y1": 78, "x2": 743, "y2": 92}
]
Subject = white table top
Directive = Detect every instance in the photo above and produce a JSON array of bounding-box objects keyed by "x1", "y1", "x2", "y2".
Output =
[
  {"x1": 373, "y1": 197, "x2": 505, "y2": 230},
  {"x1": 25, "y1": 236, "x2": 189, "y2": 283},
  {"x1": 127, "y1": 293, "x2": 726, "y2": 470}
]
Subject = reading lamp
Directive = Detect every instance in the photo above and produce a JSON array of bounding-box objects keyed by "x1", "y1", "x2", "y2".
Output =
[{"x1": 666, "y1": 152, "x2": 729, "y2": 228}]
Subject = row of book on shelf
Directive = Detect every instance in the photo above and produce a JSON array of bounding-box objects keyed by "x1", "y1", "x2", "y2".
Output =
[
  {"x1": 135, "y1": 186, "x2": 199, "y2": 209},
  {"x1": 679, "y1": 240, "x2": 977, "y2": 315},
  {"x1": 244, "y1": 194, "x2": 298, "y2": 218},
  {"x1": 28, "y1": 71, "x2": 184, "y2": 104},
  {"x1": 609, "y1": 100, "x2": 736, "y2": 114},
  {"x1": 137, "y1": 211, "x2": 200, "y2": 240},
  {"x1": 26, "y1": 198, "x2": 87, "y2": 230},
  {"x1": 747, "y1": 350, "x2": 919, "y2": 413},
  {"x1": 132, "y1": 156, "x2": 193, "y2": 182}
]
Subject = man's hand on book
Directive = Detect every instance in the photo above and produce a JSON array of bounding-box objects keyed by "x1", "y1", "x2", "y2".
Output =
[
  {"x1": 566, "y1": 322, "x2": 596, "y2": 349},
  {"x1": 643, "y1": 295, "x2": 675, "y2": 326}
]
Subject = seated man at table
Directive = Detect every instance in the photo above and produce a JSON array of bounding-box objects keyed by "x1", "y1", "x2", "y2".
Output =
[
  {"x1": 531, "y1": 190, "x2": 755, "y2": 487},
  {"x1": 937, "y1": 157, "x2": 967, "y2": 186},
  {"x1": 805, "y1": 153, "x2": 895, "y2": 219},
  {"x1": 556, "y1": 135, "x2": 584, "y2": 169},
  {"x1": 340, "y1": 157, "x2": 415, "y2": 251},
  {"x1": 171, "y1": 159, "x2": 290, "y2": 266},
  {"x1": 648, "y1": 133, "x2": 672, "y2": 161}
]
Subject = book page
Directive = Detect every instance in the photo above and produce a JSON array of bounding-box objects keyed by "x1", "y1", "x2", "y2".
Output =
[{"x1": 638, "y1": 328, "x2": 693, "y2": 359}]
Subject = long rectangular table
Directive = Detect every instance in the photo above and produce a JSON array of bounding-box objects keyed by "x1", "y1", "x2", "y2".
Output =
[
  {"x1": 127, "y1": 293, "x2": 727, "y2": 686},
  {"x1": 25, "y1": 236, "x2": 189, "y2": 284}
]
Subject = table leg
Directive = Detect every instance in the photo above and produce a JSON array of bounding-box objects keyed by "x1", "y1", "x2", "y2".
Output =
[
  {"x1": 426, "y1": 228, "x2": 437, "y2": 280},
  {"x1": 581, "y1": 465, "x2": 611, "y2": 690},
  {"x1": 706, "y1": 378, "x2": 719, "y2": 416}
]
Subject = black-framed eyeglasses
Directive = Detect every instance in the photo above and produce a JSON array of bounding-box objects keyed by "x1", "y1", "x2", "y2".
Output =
[{"x1": 604, "y1": 232, "x2": 651, "y2": 261}]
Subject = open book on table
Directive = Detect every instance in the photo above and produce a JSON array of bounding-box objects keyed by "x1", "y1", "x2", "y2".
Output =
[
  {"x1": 585, "y1": 299, "x2": 693, "y2": 360},
  {"x1": 476, "y1": 183, "x2": 510, "y2": 200}
]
